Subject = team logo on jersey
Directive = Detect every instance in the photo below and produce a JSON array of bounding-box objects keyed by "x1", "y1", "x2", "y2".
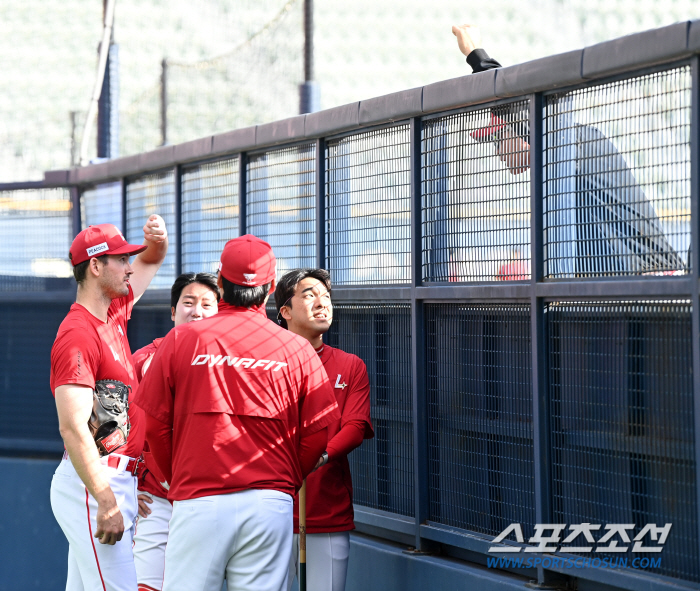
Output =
[
  {"x1": 109, "y1": 345, "x2": 120, "y2": 361},
  {"x1": 243, "y1": 273, "x2": 257, "y2": 284},
  {"x1": 191, "y1": 354, "x2": 288, "y2": 371},
  {"x1": 335, "y1": 374, "x2": 347, "y2": 389},
  {"x1": 87, "y1": 242, "x2": 109, "y2": 256}
]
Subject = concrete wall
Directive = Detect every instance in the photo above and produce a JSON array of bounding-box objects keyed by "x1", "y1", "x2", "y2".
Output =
[{"x1": 0, "y1": 456, "x2": 67, "y2": 591}]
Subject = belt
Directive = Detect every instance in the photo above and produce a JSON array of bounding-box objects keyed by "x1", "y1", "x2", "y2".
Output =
[{"x1": 62, "y1": 450, "x2": 140, "y2": 476}]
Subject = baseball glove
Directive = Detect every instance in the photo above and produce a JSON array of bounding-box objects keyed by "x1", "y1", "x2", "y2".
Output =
[{"x1": 88, "y1": 379, "x2": 131, "y2": 457}]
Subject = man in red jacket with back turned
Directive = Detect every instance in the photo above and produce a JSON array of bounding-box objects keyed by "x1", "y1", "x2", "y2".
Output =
[{"x1": 136, "y1": 234, "x2": 340, "y2": 591}]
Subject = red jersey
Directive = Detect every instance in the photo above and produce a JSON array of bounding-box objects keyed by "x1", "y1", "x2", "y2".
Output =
[
  {"x1": 133, "y1": 337, "x2": 165, "y2": 381},
  {"x1": 294, "y1": 345, "x2": 374, "y2": 533},
  {"x1": 135, "y1": 303, "x2": 340, "y2": 501},
  {"x1": 133, "y1": 337, "x2": 168, "y2": 497},
  {"x1": 50, "y1": 285, "x2": 144, "y2": 459}
]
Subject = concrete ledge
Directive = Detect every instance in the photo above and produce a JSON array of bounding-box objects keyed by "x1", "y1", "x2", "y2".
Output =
[
  {"x1": 74, "y1": 160, "x2": 111, "y2": 184},
  {"x1": 359, "y1": 87, "x2": 423, "y2": 125},
  {"x1": 496, "y1": 50, "x2": 584, "y2": 97},
  {"x1": 106, "y1": 153, "x2": 141, "y2": 180},
  {"x1": 43, "y1": 169, "x2": 70, "y2": 186},
  {"x1": 346, "y1": 533, "x2": 530, "y2": 591},
  {"x1": 174, "y1": 136, "x2": 213, "y2": 164},
  {"x1": 139, "y1": 144, "x2": 175, "y2": 172},
  {"x1": 211, "y1": 125, "x2": 257, "y2": 156},
  {"x1": 688, "y1": 19, "x2": 700, "y2": 51},
  {"x1": 582, "y1": 21, "x2": 691, "y2": 79},
  {"x1": 422, "y1": 69, "x2": 496, "y2": 114},
  {"x1": 306, "y1": 102, "x2": 360, "y2": 138},
  {"x1": 256, "y1": 115, "x2": 307, "y2": 148}
]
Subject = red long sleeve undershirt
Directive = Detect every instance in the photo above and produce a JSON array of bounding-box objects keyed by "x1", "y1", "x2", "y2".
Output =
[
  {"x1": 144, "y1": 413, "x2": 173, "y2": 486},
  {"x1": 145, "y1": 412, "x2": 328, "y2": 486},
  {"x1": 325, "y1": 419, "x2": 366, "y2": 461}
]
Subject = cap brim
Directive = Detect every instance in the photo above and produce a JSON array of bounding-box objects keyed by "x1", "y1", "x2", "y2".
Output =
[
  {"x1": 469, "y1": 115, "x2": 508, "y2": 143},
  {"x1": 109, "y1": 243, "x2": 148, "y2": 257}
]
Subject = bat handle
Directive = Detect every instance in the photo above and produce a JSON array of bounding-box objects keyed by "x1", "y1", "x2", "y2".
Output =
[{"x1": 299, "y1": 480, "x2": 307, "y2": 591}]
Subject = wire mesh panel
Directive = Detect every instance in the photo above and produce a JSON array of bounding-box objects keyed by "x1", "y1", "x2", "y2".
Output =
[
  {"x1": 247, "y1": 144, "x2": 315, "y2": 276},
  {"x1": 182, "y1": 158, "x2": 239, "y2": 274},
  {"x1": 125, "y1": 171, "x2": 176, "y2": 289},
  {"x1": 426, "y1": 304, "x2": 534, "y2": 535},
  {"x1": 0, "y1": 188, "x2": 73, "y2": 291},
  {"x1": 547, "y1": 301, "x2": 697, "y2": 582},
  {"x1": 326, "y1": 125, "x2": 411, "y2": 285},
  {"x1": 544, "y1": 67, "x2": 691, "y2": 277},
  {"x1": 80, "y1": 182, "x2": 123, "y2": 230},
  {"x1": 326, "y1": 303, "x2": 414, "y2": 517},
  {"x1": 0, "y1": 301, "x2": 70, "y2": 449},
  {"x1": 422, "y1": 102, "x2": 531, "y2": 282}
]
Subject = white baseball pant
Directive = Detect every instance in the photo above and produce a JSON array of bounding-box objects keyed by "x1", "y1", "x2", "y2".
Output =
[
  {"x1": 133, "y1": 491, "x2": 172, "y2": 591},
  {"x1": 287, "y1": 531, "x2": 350, "y2": 591},
  {"x1": 162, "y1": 488, "x2": 293, "y2": 591},
  {"x1": 50, "y1": 455, "x2": 139, "y2": 591}
]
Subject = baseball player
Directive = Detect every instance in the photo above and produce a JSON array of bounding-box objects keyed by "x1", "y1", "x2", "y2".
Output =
[
  {"x1": 135, "y1": 234, "x2": 341, "y2": 591},
  {"x1": 50, "y1": 217, "x2": 168, "y2": 591},
  {"x1": 132, "y1": 272, "x2": 220, "y2": 591},
  {"x1": 275, "y1": 268, "x2": 374, "y2": 591},
  {"x1": 451, "y1": 24, "x2": 685, "y2": 275}
]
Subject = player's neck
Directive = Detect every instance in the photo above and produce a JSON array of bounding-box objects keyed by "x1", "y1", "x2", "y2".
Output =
[
  {"x1": 76, "y1": 284, "x2": 112, "y2": 322},
  {"x1": 287, "y1": 326, "x2": 324, "y2": 350}
]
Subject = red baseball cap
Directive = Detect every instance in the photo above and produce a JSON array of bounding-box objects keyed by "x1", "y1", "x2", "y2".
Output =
[
  {"x1": 470, "y1": 114, "x2": 508, "y2": 143},
  {"x1": 69, "y1": 224, "x2": 147, "y2": 266},
  {"x1": 219, "y1": 234, "x2": 276, "y2": 289}
]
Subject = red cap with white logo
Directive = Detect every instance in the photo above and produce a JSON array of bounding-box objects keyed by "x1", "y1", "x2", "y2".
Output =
[
  {"x1": 470, "y1": 113, "x2": 508, "y2": 143},
  {"x1": 219, "y1": 234, "x2": 276, "y2": 290},
  {"x1": 69, "y1": 224, "x2": 147, "y2": 266}
]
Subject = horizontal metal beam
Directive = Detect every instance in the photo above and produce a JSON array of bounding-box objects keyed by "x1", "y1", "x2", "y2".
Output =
[
  {"x1": 331, "y1": 286, "x2": 412, "y2": 301},
  {"x1": 0, "y1": 181, "x2": 47, "y2": 191},
  {"x1": 0, "y1": 290, "x2": 75, "y2": 303},
  {"x1": 354, "y1": 505, "x2": 417, "y2": 537},
  {"x1": 0, "y1": 438, "x2": 64, "y2": 456},
  {"x1": 536, "y1": 277, "x2": 693, "y2": 299}
]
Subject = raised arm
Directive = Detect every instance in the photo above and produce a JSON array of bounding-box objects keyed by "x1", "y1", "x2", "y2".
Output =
[
  {"x1": 452, "y1": 24, "x2": 502, "y2": 73},
  {"x1": 130, "y1": 214, "x2": 169, "y2": 302},
  {"x1": 55, "y1": 384, "x2": 123, "y2": 545}
]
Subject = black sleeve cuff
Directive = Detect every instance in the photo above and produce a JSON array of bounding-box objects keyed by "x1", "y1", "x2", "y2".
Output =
[{"x1": 466, "y1": 48, "x2": 503, "y2": 73}]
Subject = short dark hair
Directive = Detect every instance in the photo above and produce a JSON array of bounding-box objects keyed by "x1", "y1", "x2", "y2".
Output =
[
  {"x1": 170, "y1": 273, "x2": 221, "y2": 309},
  {"x1": 274, "y1": 268, "x2": 332, "y2": 329},
  {"x1": 73, "y1": 254, "x2": 108, "y2": 285},
  {"x1": 221, "y1": 275, "x2": 271, "y2": 308}
]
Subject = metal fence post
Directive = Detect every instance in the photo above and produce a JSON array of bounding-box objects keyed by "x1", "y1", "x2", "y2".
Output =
[
  {"x1": 70, "y1": 186, "x2": 81, "y2": 236},
  {"x1": 529, "y1": 93, "x2": 553, "y2": 586},
  {"x1": 315, "y1": 138, "x2": 326, "y2": 269},
  {"x1": 409, "y1": 116, "x2": 428, "y2": 550},
  {"x1": 239, "y1": 153, "x2": 247, "y2": 236},
  {"x1": 175, "y1": 164, "x2": 182, "y2": 276},
  {"x1": 690, "y1": 55, "x2": 700, "y2": 574}
]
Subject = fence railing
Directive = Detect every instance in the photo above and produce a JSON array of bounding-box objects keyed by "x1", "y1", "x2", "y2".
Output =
[{"x1": 2, "y1": 20, "x2": 700, "y2": 591}]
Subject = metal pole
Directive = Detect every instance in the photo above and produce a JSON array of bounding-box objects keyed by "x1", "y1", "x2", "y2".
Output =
[
  {"x1": 239, "y1": 153, "x2": 247, "y2": 236},
  {"x1": 529, "y1": 93, "x2": 553, "y2": 587},
  {"x1": 299, "y1": 0, "x2": 319, "y2": 114},
  {"x1": 175, "y1": 164, "x2": 182, "y2": 276},
  {"x1": 97, "y1": 0, "x2": 118, "y2": 159},
  {"x1": 70, "y1": 111, "x2": 78, "y2": 167},
  {"x1": 315, "y1": 138, "x2": 326, "y2": 269},
  {"x1": 161, "y1": 58, "x2": 168, "y2": 146},
  {"x1": 689, "y1": 55, "x2": 700, "y2": 575},
  {"x1": 409, "y1": 117, "x2": 428, "y2": 551}
]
